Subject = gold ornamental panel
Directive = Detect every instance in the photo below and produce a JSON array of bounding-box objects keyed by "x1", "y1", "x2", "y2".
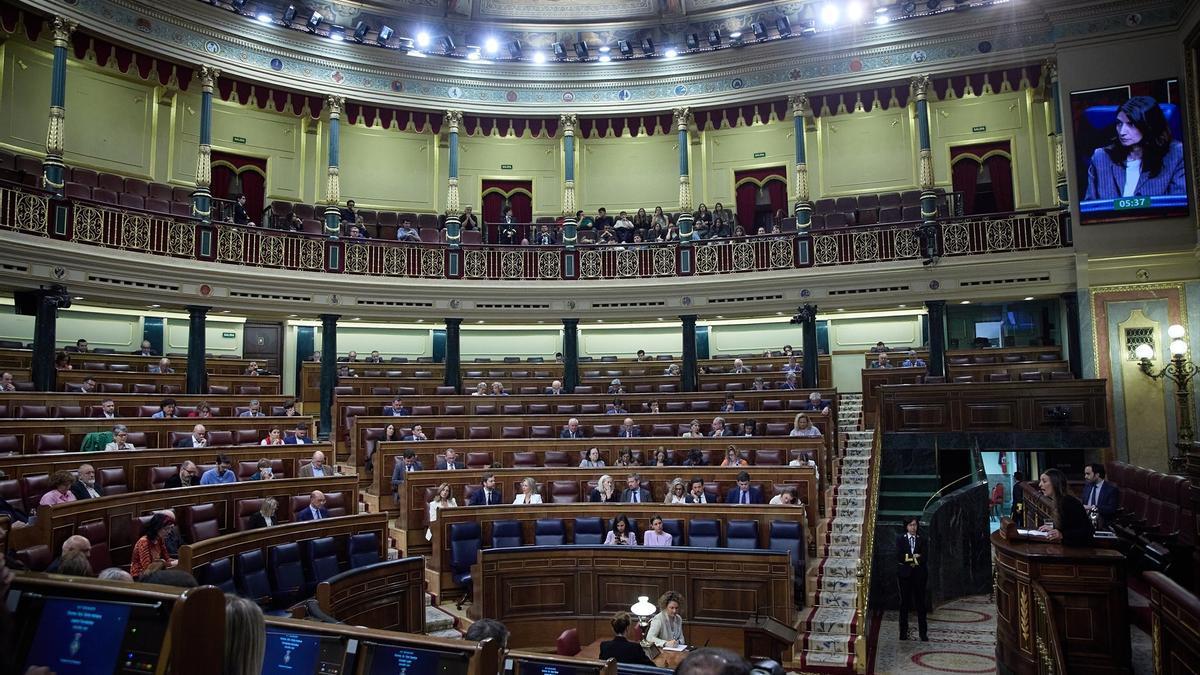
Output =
[
  {"x1": 731, "y1": 242, "x2": 754, "y2": 271},
  {"x1": 383, "y1": 246, "x2": 407, "y2": 276},
  {"x1": 346, "y1": 243, "x2": 369, "y2": 273},
  {"x1": 501, "y1": 250, "x2": 525, "y2": 279},
  {"x1": 579, "y1": 249, "x2": 602, "y2": 278},
  {"x1": 941, "y1": 222, "x2": 970, "y2": 255},
  {"x1": 168, "y1": 221, "x2": 195, "y2": 257},
  {"x1": 299, "y1": 238, "x2": 324, "y2": 270},
  {"x1": 217, "y1": 228, "x2": 244, "y2": 262},
  {"x1": 653, "y1": 247, "x2": 675, "y2": 276},
  {"x1": 616, "y1": 249, "x2": 639, "y2": 277},
  {"x1": 852, "y1": 231, "x2": 879, "y2": 262},
  {"x1": 696, "y1": 244, "x2": 719, "y2": 274},
  {"x1": 420, "y1": 247, "x2": 444, "y2": 277},
  {"x1": 769, "y1": 238, "x2": 792, "y2": 268},
  {"x1": 14, "y1": 192, "x2": 48, "y2": 234},
  {"x1": 538, "y1": 251, "x2": 560, "y2": 279},
  {"x1": 464, "y1": 249, "x2": 487, "y2": 278},
  {"x1": 121, "y1": 214, "x2": 151, "y2": 250},
  {"x1": 986, "y1": 219, "x2": 1013, "y2": 251},
  {"x1": 73, "y1": 204, "x2": 104, "y2": 243},
  {"x1": 893, "y1": 228, "x2": 921, "y2": 259},
  {"x1": 813, "y1": 235, "x2": 839, "y2": 265},
  {"x1": 259, "y1": 235, "x2": 285, "y2": 267},
  {"x1": 1031, "y1": 215, "x2": 1061, "y2": 248}
]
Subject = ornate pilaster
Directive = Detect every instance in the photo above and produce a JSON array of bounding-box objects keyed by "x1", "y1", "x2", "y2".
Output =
[
  {"x1": 191, "y1": 65, "x2": 219, "y2": 222},
  {"x1": 323, "y1": 95, "x2": 345, "y2": 238},
  {"x1": 911, "y1": 74, "x2": 940, "y2": 259},
  {"x1": 674, "y1": 107, "x2": 694, "y2": 242},
  {"x1": 560, "y1": 114, "x2": 578, "y2": 247},
  {"x1": 41, "y1": 17, "x2": 76, "y2": 195},
  {"x1": 789, "y1": 93, "x2": 812, "y2": 229},
  {"x1": 444, "y1": 109, "x2": 464, "y2": 246},
  {"x1": 1044, "y1": 60, "x2": 1069, "y2": 208}
]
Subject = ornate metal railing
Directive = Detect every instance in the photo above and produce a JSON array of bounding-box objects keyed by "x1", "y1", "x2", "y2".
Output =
[
  {"x1": 853, "y1": 428, "x2": 882, "y2": 674},
  {"x1": 0, "y1": 184, "x2": 1071, "y2": 281}
]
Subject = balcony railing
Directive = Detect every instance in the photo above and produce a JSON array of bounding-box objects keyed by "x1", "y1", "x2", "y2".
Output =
[{"x1": 0, "y1": 184, "x2": 1071, "y2": 281}]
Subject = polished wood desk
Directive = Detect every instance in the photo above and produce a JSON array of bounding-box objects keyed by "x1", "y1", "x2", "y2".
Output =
[
  {"x1": 578, "y1": 638, "x2": 684, "y2": 669},
  {"x1": 0, "y1": 415, "x2": 314, "y2": 453},
  {"x1": 876, "y1": 379, "x2": 1109, "y2": 435},
  {"x1": 0, "y1": 392, "x2": 296, "y2": 417},
  {"x1": 56, "y1": 370, "x2": 281, "y2": 395},
  {"x1": 0, "y1": 347, "x2": 262, "y2": 374},
  {"x1": 313, "y1": 556, "x2": 426, "y2": 633},
  {"x1": 178, "y1": 512, "x2": 389, "y2": 573},
  {"x1": 992, "y1": 529, "x2": 1129, "y2": 675},
  {"x1": 860, "y1": 366, "x2": 925, "y2": 412},
  {"x1": 475, "y1": 545, "x2": 793, "y2": 656}
]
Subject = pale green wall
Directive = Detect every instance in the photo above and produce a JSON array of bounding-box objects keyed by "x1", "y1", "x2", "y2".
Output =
[
  {"x1": 828, "y1": 315, "x2": 923, "y2": 393},
  {"x1": 462, "y1": 328, "x2": 560, "y2": 359},
  {"x1": 709, "y1": 322, "x2": 803, "y2": 355},
  {"x1": 701, "y1": 121, "x2": 795, "y2": 207},
  {"x1": 456, "y1": 135, "x2": 562, "y2": 215},
  {"x1": 816, "y1": 105, "x2": 917, "y2": 198},
  {"x1": 338, "y1": 124, "x2": 437, "y2": 211},
  {"x1": 578, "y1": 133, "x2": 682, "y2": 212},
  {"x1": 313, "y1": 326, "x2": 432, "y2": 358},
  {"x1": 164, "y1": 318, "x2": 244, "y2": 356},
  {"x1": 579, "y1": 326, "x2": 682, "y2": 357},
  {"x1": 0, "y1": 305, "x2": 144, "y2": 352}
]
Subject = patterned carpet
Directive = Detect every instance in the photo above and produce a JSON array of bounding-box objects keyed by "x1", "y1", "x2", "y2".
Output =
[{"x1": 870, "y1": 593, "x2": 1154, "y2": 675}]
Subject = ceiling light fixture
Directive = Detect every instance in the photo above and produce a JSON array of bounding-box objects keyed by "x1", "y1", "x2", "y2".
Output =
[
  {"x1": 466, "y1": 46, "x2": 481, "y2": 60},
  {"x1": 751, "y1": 22, "x2": 768, "y2": 41},
  {"x1": 328, "y1": 25, "x2": 345, "y2": 41},
  {"x1": 352, "y1": 21, "x2": 369, "y2": 42},
  {"x1": 574, "y1": 41, "x2": 589, "y2": 59},
  {"x1": 640, "y1": 38, "x2": 655, "y2": 54},
  {"x1": 506, "y1": 39, "x2": 522, "y2": 58},
  {"x1": 776, "y1": 16, "x2": 792, "y2": 36},
  {"x1": 415, "y1": 31, "x2": 431, "y2": 48},
  {"x1": 532, "y1": 50, "x2": 546, "y2": 63},
  {"x1": 281, "y1": 5, "x2": 296, "y2": 22},
  {"x1": 256, "y1": 11, "x2": 272, "y2": 23},
  {"x1": 820, "y1": 4, "x2": 840, "y2": 25},
  {"x1": 664, "y1": 47, "x2": 678, "y2": 59},
  {"x1": 484, "y1": 37, "x2": 499, "y2": 54},
  {"x1": 847, "y1": 2, "x2": 865, "y2": 21},
  {"x1": 960, "y1": 300, "x2": 971, "y2": 304},
  {"x1": 598, "y1": 54, "x2": 611, "y2": 63},
  {"x1": 707, "y1": 29, "x2": 721, "y2": 47},
  {"x1": 1024, "y1": 296, "x2": 1034, "y2": 301},
  {"x1": 617, "y1": 40, "x2": 633, "y2": 57},
  {"x1": 377, "y1": 26, "x2": 393, "y2": 45},
  {"x1": 305, "y1": 11, "x2": 321, "y2": 31},
  {"x1": 552, "y1": 42, "x2": 567, "y2": 60},
  {"x1": 876, "y1": 14, "x2": 891, "y2": 25}
]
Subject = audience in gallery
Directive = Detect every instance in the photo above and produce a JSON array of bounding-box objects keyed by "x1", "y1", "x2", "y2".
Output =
[
  {"x1": 460, "y1": 206, "x2": 479, "y2": 231},
  {"x1": 590, "y1": 474, "x2": 619, "y2": 503},
  {"x1": 246, "y1": 496, "x2": 278, "y2": 529},
  {"x1": 468, "y1": 472, "x2": 503, "y2": 505},
  {"x1": 130, "y1": 511, "x2": 178, "y2": 579},
  {"x1": 871, "y1": 341, "x2": 893, "y2": 353},
  {"x1": 69, "y1": 463, "x2": 101, "y2": 499},
  {"x1": 605, "y1": 514, "x2": 638, "y2": 545},
  {"x1": 105, "y1": 424, "x2": 135, "y2": 451},
  {"x1": 397, "y1": 218, "x2": 421, "y2": 242},
  {"x1": 901, "y1": 350, "x2": 926, "y2": 367},
  {"x1": 248, "y1": 458, "x2": 275, "y2": 480},
  {"x1": 514, "y1": 476, "x2": 543, "y2": 505},
  {"x1": 295, "y1": 490, "x2": 329, "y2": 521},
  {"x1": 427, "y1": 482, "x2": 457, "y2": 540},
  {"x1": 232, "y1": 194, "x2": 255, "y2": 226},
  {"x1": 299, "y1": 450, "x2": 336, "y2": 477},
  {"x1": 339, "y1": 199, "x2": 358, "y2": 224},
  {"x1": 200, "y1": 454, "x2": 237, "y2": 484}
]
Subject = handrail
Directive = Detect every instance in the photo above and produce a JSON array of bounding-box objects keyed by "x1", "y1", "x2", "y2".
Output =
[
  {"x1": 1032, "y1": 580, "x2": 1067, "y2": 674},
  {"x1": 920, "y1": 471, "x2": 981, "y2": 513},
  {"x1": 853, "y1": 425, "x2": 882, "y2": 673}
]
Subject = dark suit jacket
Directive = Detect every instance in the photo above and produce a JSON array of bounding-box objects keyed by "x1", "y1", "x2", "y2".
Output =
[
  {"x1": 283, "y1": 436, "x2": 313, "y2": 444},
  {"x1": 174, "y1": 437, "x2": 205, "y2": 448},
  {"x1": 294, "y1": 506, "x2": 329, "y2": 522},
  {"x1": 383, "y1": 406, "x2": 410, "y2": 417},
  {"x1": 69, "y1": 481, "x2": 98, "y2": 501},
  {"x1": 599, "y1": 636, "x2": 655, "y2": 667},
  {"x1": 620, "y1": 487, "x2": 652, "y2": 503},
  {"x1": 724, "y1": 486, "x2": 765, "y2": 504},
  {"x1": 589, "y1": 489, "x2": 618, "y2": 503},
  {"x1": 468, "y1": 488, "x2": 503, "y2": 506},
  {"x1": 163, "y1": 474, "x2": 189, "y2": 489},
  {"x1": 1056, "y1": 495, "x2": 1094, "y2": 547},
  {"x1": 1081, "y1": 481, "x2": 1120, "y2": 523},
  {"x1": 1085, "y1": 141, "x2": 1187, "y2": 200},
  {"x1": 560, "y1": 429, "x2": 585, "y2": 439},
  {"x1": 709, "y1": 428, "x2": 733, "y2": 437},
  {"x1": 685, "y1": 493, "x2": 714, "y2": 504},
  {"x1": 132, "y1": 349, "x2": 157, "y2": 356},
  {"x1": 895, "y1": 533, "x2": 929, "y2": 580},
  {"x1": 246, "y1": 512, "x2": 271, "y2": 530},
  {"x1": 617, "y1": 428, "x2": 640, "y2": 438},
  {"x1": 434, "y1": 459, "x2": 460, "y2": 470}
]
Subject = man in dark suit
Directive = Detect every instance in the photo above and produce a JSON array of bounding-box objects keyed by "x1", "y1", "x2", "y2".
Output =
[
  {"x1": 545, "y1": 380, "x2": 565, "y2": 395},
  {"x1": 132, "y1": 340, "x2": 157, "y2": 356},
  {"x1": 684, "y1": 477, "x2": 712, "y2": 504},
  {"x1": 560, "y1": 418, "x2": 585, "y2": 439},
  {"x1": 617, "y1": 417, "x2": 640, "y2": 438},
  {"x1": 1081, "y1": 463, "x2": 1120, "y2": 525},
  {"x1": 620, "y1": 474, "x2": 651, "y2": 503},
  {"x1": 600, "y1": 612, "x2": 656, "y2": 667},
  {"x1": 383, "y1": 397, "x2": 410, "y2": 417},
  {"x1": 895, "y1": 516, "x2": 929, "y2": 641},
  {"x1": 467, "y1": 473, "x2": 503, "y2": 506},
  {"x1": 174, "y1": 424, "x2": 208, "y2": 448},
  {"x1": 390, "y1": 450, "x2": 423, "y2": 494},
  {"x1": 724, "y1": 471, "x2": 764, "y2": 504},
  {"x1": 709, "y1": 416, "x2": 733, "y2": 437},
  {"x1": 283, "y1": 425, "x2": 313, "y2": 444},
  {"x1": 295, "y1": 490, "x2": 329, "y2": 521},
  {"x1": 69, "y1": 463, "x2": 101, "y2": 500},
  {"x1": 435, "y1": 448, "x2": 461, "y2": 470},
  {"x1": 233, "y1": 194, "x2": 253, "y2": 226},
  {"x1": 365, "y1": 350, "x2": 384, "y2": 364},
  {"x1": 163, "y1": 461, "x2": 198, "y2": 488}
]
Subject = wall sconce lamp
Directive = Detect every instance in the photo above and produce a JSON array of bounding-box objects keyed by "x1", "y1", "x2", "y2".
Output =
[
  {"x1": 630, "y1": 595, "x2": 657, "y2": 633},
  {"x1": 1135, "y1": 324, "x2": 1196, "y2": 472}
]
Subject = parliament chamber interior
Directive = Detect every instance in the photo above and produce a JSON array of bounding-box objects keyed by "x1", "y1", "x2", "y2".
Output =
[{"x1": 0, "y1": 0, "x2": 1198, "y2": 672}]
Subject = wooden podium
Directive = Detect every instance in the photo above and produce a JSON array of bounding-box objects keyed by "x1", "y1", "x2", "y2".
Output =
[
  {"x1": 992, "y1": 525, "x2": 1129, "y2": 674},
  {"x1": 743, "y1": 615, "x2": 798, "y2": 664}
]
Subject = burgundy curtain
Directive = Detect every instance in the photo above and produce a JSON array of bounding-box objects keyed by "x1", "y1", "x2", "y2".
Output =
[
  {"x1": 984, "y1": 155, "x2": 1014, "y2": 212},
  {"x1": 481, "y1": 192, "x2": 506, "y2": 224},
  {"x1": 734, "y1": 183, "x2": 759, "y2": 229},
  {"x1": 765, "y1": 180, "x2": 787, "y2": 219},
  {"x1": 480, "y1": 179, "x2": 533, "y2": 223},
  {"x1": 211, "y1": 151, "x2": 268, "y2": 222},
  {"x1": 951, "y1": 159, "x2": 980, "y2": 215},
  {"x1": 732, "y1": 167, "x2": 787, "y2": 229}
]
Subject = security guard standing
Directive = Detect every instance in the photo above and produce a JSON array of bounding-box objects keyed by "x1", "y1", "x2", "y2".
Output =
[{"x1": 895, "y1": 516, "x2": 929, "y2": 641}]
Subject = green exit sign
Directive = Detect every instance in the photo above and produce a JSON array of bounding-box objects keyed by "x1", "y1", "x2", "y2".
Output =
[
  {"x1": 232, "y1": 136, "x2": 247, "y2": 144},
  {"x1": 500, "y1": 164, "x2": 513, "y2": 170},
  {"x1": 221, "y1": 331, "x2": 236, "y2": 338},
  {"x1": 971, "y1": 126, "x2": 987, "y2": 133},
  {"x1": 753, "y1": 152, "x2": 767, "y2": 158}
]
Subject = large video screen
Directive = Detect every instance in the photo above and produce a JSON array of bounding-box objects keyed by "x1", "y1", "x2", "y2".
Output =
[{"x1": 1070, "y1": 79, "x2": 1189, "y2": 224}]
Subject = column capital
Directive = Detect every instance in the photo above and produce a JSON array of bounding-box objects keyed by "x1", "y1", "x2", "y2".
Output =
[
  {"x1": 673, "y1": 107, "x2": 692, "y2": 131},
  {"x1": 795, "y1": 303, "x2": 819, "y2": 323},
  {"x1": 326, "y1": 95, "x2": 344, "y2": 119},
  {"x1": 559, "y1": 113, "x2": 578, "y2": 136},
  {"x1": 444, "y1": 109, "x2": 464, "y2": 133},
  {"x1": 198, "y1": 65, "x2": 220, "y2": 92},
  {"x1": 1042, "y1": 58, "x2": 1058, "y2": 83},
  {"x1": 910, "y1": 74, "x2": 932, "y2": 102},
  {"x1": 51, "y1": 16, "x2": 77, "y2": 47},
  {"x1": 184, "y1": 305, "x2": 211, "y2": 316},
  {"x1": 444, "y1": 317, "x2": 463, "y2": 327},
  {"x1": 562, "y1": 318, "x2": 580, "y2": 328},
  {"x1": 318, "y1": 313, "x2": 341, "y2": 326},
  {"x1": 788, "y1": 94, "x2": 811, "y2": 118}
]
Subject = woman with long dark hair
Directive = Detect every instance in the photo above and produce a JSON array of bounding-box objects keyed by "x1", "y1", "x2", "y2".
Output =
[
  {"x1": 1037, "y1": 468, "x2": 1093, "y2": 546},
  {"x1": 131, "y1": 512, "x2": 178, "y2": 578},
  {"x1": 1084, "y1": 96, "x2": 1186, "y2": 200}
]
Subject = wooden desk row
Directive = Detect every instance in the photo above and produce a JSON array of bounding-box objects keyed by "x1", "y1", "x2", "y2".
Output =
[
  {"x1": 178, "y1": 511, "x2": 388, "y2": 573},
  {"x1": 862, "y1": 350, "x2": 929, "y2": 367},
  {"x1": 861, "y1": 367, "x2": 926, "y2": 412},
  {"x1": 314, "y1": 556, "x2": 426, "y2": 634},
  {"x1": 0, "y1": 392, "x2": 297, "y2": 418},
  {"x1": 53, "y1": 370, "x2": 281, "y2": 395},
  {"x1": 349, "y1": 410, "x2": 832, "y2": 470},
  {"x1": 946, "y1": 345, "x2": 1061, "y2": 364},
  {"x1": 944, "y1": 360, "x2": 1070, "y2": 381},
  {"x1": 0, "y1": 347, "x2": 262, "y2": 374},
  {"x1": 0, "y1": 415, "x2": 315, "y2": 454},
  {"x1": 393, "y1": 465, "x2": 818, "y2": 553},
  {"x1": 430, "y1": 503, "x2": 806, "y2": 595},
  {"x1": 9, "y1": 475, "x2": 360, "y2": 566}
]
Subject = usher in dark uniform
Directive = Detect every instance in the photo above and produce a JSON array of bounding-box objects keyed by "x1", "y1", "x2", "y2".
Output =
[{"x1": 895, "y1": 528, "x2": 929, "y2": 640}]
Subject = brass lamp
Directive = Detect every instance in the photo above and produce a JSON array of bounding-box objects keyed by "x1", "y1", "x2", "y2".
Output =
[{"x1": 1135, "y1": 324, "x2": 1197, "y2": 473}]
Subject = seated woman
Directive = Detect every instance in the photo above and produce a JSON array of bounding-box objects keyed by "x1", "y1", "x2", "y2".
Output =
[
  {"x1": 131, "y1": 512, "x2": 178, "y2": 579},
  {"x1": 188, "y1": 401, "x2": 214, "y2": 418},
  {"x1": 55, "y1": 351, "x2": 72, "y2": 371},
  {"x1": 248, "y1": 459, "x2": 275, "y2": 480},
  {"x1": 471, "y1": 381, "x2": 489, "y2": 396},
  {"x1": 365, "y1": 423, "x2": 400, "y2": 474},
  {"x1": 513, "y1": 477, "x2": 543, "y2": 505},
  {"x1": 247, "y1": 497, "x2": 278, "y2": 529},
  {"x1": 663, "y1": 478, "x2": 687, "y2": 504},
  {"x1": 790, "y1": 413, "x2": 822, "y2": 438},
  {"x1": 646, "y1": 591, "x2": 686, "y2": 648},
  {"x1": 244, "y1": 361, "x2": 260, "y2": 376},
  {"x1": 590, "y1": 474, "x2": 619, "y2": 503},
  {"x1": 681, "y1": 419, "x2": 703, "y2": 438},
  {"x1": 720, "y1": 446, "x2": 748, "y2": 467},
  {"x1": 770, "y1": 486, "x2": 800, "y2": 505},
  {"x1": 615, "y1": 448, "x2": 640, "y2": 467},
  {"x1": 647, "y1": 447, "x2": 673, "y2": 467},
  {"x1": 605, "y1": 514, "x2": 638, "y2": 546},
  {"x1": 580, "y1": 447, "x2": 606, "y2": 468},
  {"x1": 427, "y1": 482, "x2": 457, "y2": 541},
  {"x1": 643, "y1": 515, "x2": 673, "y2": 547},
  {"x1": 104, "y1": 424, "x2": 135, "y2": 451},
  {"x1": 261, "y1": 426, "x2": 284, "y2": 445},
  {"x1": 39, "y1": 470, "x2": 77, "y2": 506}
]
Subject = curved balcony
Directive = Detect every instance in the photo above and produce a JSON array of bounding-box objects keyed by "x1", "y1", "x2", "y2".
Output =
[{"x1": 0, "y1": 183, "x2": 1070, "y2": 282}]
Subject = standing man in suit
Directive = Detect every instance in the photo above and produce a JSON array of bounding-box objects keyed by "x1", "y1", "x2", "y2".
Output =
[
  {"x1": 174, "y1": 424, "x2": 207, "y2": 448},
  {"x1": 391, "y1": 450, "x2": 423, "y2": 494},
  {"x1": 724, "y1": 471, "x2": 764, "y2": 504},
  {"x1": 295, "y1": 490, "x2": 328, "y2": 521},
  {"x1": 621, "y1": 474, "x2": 651, "y2": 503},
  {"x1": 467, "y1": 473, "x2": 503, "y2": 506},
  {"x1": 896, "y1": 516, "x2": 929, "y2": 641},
  {"x1": 435, "y1": 448, "x2": 460, "y2": 470},
  {"x1": 299, "y1": 451, "x2": 335, "y2": 477},
  {"x1": 69, "y1": 464, "x2": 101, "y2": 500},
  {"x1": 618, "y1": 418, "x2": 640, "y2": 438},
  {"x1": 561, "y1": 418, "x2": 585, "y2": 439},
  {"x1": 600, "y1": 612, "x2": 656, "y2": 667},
  {"x1": 1082, "y1": 463, "x2": 1120, "y2": 525}
]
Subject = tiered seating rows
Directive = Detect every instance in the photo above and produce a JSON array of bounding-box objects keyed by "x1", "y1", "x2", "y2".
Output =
[
  {"x1": 810, "y1": 187, "x2": 950, "y2": 229},
  {"x1": 0, "y1": 415, "x2": 312, "y2": 454},
  {"x1": 0, "y1": 348, "x2": 260, "y2": 374},
  {"x1": 0, "y1": 393, "x2": 296, "y2": 418}
]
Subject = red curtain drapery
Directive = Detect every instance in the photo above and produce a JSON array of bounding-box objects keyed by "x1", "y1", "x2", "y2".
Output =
[
  {"x1": 950, "y1": 141, "x2": 1012, "y2": 215},
  {"x1": 984, "y1": 155, "x2": 1014, "y2": 213},
  {"x1": 211, "y1": 151, "x2": 268, "y2": 223},
  {"x1": 951, "y1": 159, "x2": 981, "y2": 215},
  {"x1": 732, "y1": 167, "x2": 788, "y2": 230},
  {"x1": 480, "y1": 180, "x2": 533, "y2": 223}
]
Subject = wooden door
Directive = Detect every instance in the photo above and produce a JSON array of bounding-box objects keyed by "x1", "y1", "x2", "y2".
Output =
[{"x1": 243, "y1": 322, "x2": 282, "y2": 374}]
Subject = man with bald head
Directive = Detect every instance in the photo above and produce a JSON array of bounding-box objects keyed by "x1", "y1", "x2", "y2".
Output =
[
  {"x1": 299, "y1": 450, "x2": 334, "y2": 477},
  {"x1": 545, "y1": 379, "x2": 564, "y2": 395},
  {"x1": 295, "y1": 490, "x2": 329, "y2": 521},
  {"x1": 618, "y1": 417, "x2": 640, "y2": 438},
  {"x1": 46, "y1": 534, "x2": 92, "y2": 573},
  {"x1": 174, "y1": 424, "x2": 207, "y2": 448},
  {"x1": 164, "y1": 461, "x2": 198, "y2": 489},
  {"x1": 0, "y1": 371, "x2": 15, "y2": 392},
  {"x1": 70, "y1": 463, "x2": 101, "y2": 500}
]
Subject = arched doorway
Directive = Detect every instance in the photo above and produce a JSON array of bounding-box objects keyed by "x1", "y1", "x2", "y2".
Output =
[
  {"x1": 950, "y1": 141, "x2": 1014, "y2": 215},
  {"x1": 211, "y1": 150, "x2": 267, "y2": 224},
  {"x1": 733, "y1": 167, "x2": 788, "y2": 233}
]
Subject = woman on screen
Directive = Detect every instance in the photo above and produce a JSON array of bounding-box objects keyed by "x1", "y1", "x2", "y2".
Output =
[
  {"x1": 646, "y1": 591, "x2": 685, "y2": 648},
  {"x1": 1084, "y1": 96, "x2": 1186, "y2": 200}
]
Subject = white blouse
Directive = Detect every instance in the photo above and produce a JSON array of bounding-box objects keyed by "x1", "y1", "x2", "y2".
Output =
[
  {"x1": 513, "y1": 493, "x2": 543, "y2": 505},
  {"x1": 426, "y1": 498, "x2": 457, "y2": 541}
]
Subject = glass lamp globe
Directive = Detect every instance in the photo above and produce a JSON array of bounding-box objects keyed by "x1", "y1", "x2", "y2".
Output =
[
  {"x1": 1134, "y1": 343, "x2": 1154, "y2": 360},
  {"x1": 1167, "y1": 324, "x2": 1186, "y2": 339},
  {"x1": 1169, "y1": 338, "x2": 1188, "y2": 356},
  {"x1": 631, "y1": 596, "x2": 656, "y2": 619}
]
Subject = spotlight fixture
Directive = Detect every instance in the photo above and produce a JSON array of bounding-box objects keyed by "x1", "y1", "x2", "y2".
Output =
[
  {"x1": 847, "y1": 1, "x2": 864, "y2": 21},
  {"x1": 685, "y1": 33, "x2": 700, "y2": 50},
  {"x1": 751, "y1": 22, "x2": 767, "y2": 41},
  {"x1": 876, "y1": 14, "x2": 891, "y2": 25},
  {"x1": 776, "y1": 16, "x2": 792, "y2": 36},
  {"x1": 328, "y1": 25, "x2": 345, "y2": 41},
  {"x1": 729, "y1": 31, "x2": 745, "y2": 47},
  {"x1": 664, "y1": 47, "x2": 679, "y2": 59},
  {"x1": 506, "y1": 40, "x2": 522, "y2": 58},
  {"x1": 599, "y1": 45, "x2": 611, "y2": 53},
  {"x1": 305, "y1": 11, "x2": 321, "y2": 31},
  {"x1": 552, "y1": 42, "x2": 567, "y2": 60},
  {"x1": 707, "y1": 29, "x2": 721, "y2": 46},
  {"x1": 256, "y1": 11, "x2": 272, "y2": 23},
  {"x1": 415, "y1": 31, "x2": 431, "y2": 48},
  {"x1": 820, "y1": 4, "x2": 840, "y2": 25},
  {"x1": 466, "y1": 46, "x2": 481, "y2": 60},
  {"x1": 617, "y1": 40, "x2": 633, "y2": 57},
  {"x1": 532, "y1": 50, "x2": 547, "y2": 63},
  {"x1": 438, "y1": 35, "x2": 455, "y2": 53},
  {"x1": 376, "y1": 25, "x2": 393, "y2": 45},
  {"x1": 640, "y1": 38, "x2": 655, "y2": 54},
  {"x1": 901, "y1": 1, "x2": 918, "y2": 13},
  {"x1": 598, "y1": 54, "x2": 611, "y2": 63},
  {"x1": 352, "y1": 21, "x2": 369, "y2": 42},
  {"x1": 927, "y1": 0, "x2": 943, "y2": 8},
  {"x1": 799, "y1": 19, "x2": 817, "y2": 35},
  {"x1": 484, "y1": 37, "x2": 499, "y2": 54},
  {"x1": 282, "y1": 5, "x2": 296, "y2": 22},
  {"x1": 574, "y1": 41, "x2": 589, "y2": 59}
]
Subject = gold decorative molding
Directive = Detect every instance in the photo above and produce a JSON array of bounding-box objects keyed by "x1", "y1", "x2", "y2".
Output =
[
  {"x1": 673, "y1": 107, "x2": 692, "y2": 131},
  {"x1": 1018, "y1": 583, "x2": 1031, "y2": 650},
  {"x1": 910, "y1": 74, "x2": 932, "y2": 103},
  {"x1": 45, "y1": 106, "x2": 65, "y2": 157},
  {"x1": 447, "y1": 176, "x2": 460, "y2": 215},
  {"x1": 562, "y1": 179, "x2": 575, "y2": 215},
  {"x1": 919, "y1": 148, "x2": 934, "y2": 190},
  {"x1": 51, "y1": 16, "x2": 77, "y2": 48},
  {"x1": 796, "y1": 162, "x2": 809, "y2": 202},
  {"x1": 199, "y1": 65, "x2": 220, "y2": 92},
  {"x1": 789, "y1": 93, "x2": 811, "y2": 119},
  {"x1": 444, "y1": 109, "x2": 464, "y2": 135},
  {"x1": 195, "y1": 144, "x2": 212, "y2": 189},
  {"x1": 326, "y1": 165, "x2": 340, "y2": 205},
  {"x1": 679, "y1": 174, "x2": 692, "y2": 211},
  {"x1": 559, "y1": 113, "x2": 578, "y2": 137},
  {"x1": 327, "y1": 95, "x2": 345, "y2": 120}
]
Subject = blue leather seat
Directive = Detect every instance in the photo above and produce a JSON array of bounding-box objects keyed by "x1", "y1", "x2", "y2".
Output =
[
  {"x1": 268, "y1": 542, "x2": 306, "y2": 608},
  {"x1": 726, "y1": 520, "x2": 759, "y2": 549},
  {"x1": 659, "y1": 519, "x2": 683, "y2": 545},
  {"x1": 450, "y1": 522, "x2": 481, "y2": 609},
  {"x1": 768, "y1": 520, "x2": 806, "y2": 606},
  {"x1": 202, "y1": 557, "x2": 236, "y2": 594},
  {"x1": 491, "y1": 520, "x2": 523, "y2": 548},
  {"x1": 573, "y1": 517, "x2": 605, "y2": 545},
  {"x1": 534, "y1": 519, "x2": 565, "y2": 546},
  {"x1": 348, "y1": 532, "x2": 381, "y2": 569},
  {"x1": 688, "y1": 519, "x2": 721, "y2": 548},
  {"x1": 306, "y1": 537, "x2": 341, "y2": 590},
  {"x1": 235, "y1": 549, "x2": 271, "y2": 605}
]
